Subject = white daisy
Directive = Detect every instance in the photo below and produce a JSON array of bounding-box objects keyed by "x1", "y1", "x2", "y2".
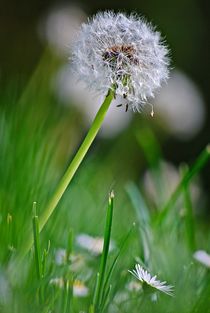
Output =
[
  {"x1": 129, "y1": 264, "x2": 173, "y2": 296},
  {"x1": 71, "y1": 11, "x2": 169, "y2": 111}
]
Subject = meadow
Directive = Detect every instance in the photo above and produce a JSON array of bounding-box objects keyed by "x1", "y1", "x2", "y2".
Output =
[{"x1": 0, "y1": 21, "x2": 210, "y2": 313}]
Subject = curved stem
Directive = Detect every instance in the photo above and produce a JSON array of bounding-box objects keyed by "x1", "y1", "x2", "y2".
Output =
[{"x1": 20, "y1": 88, "x2": 115, "y2": 257}]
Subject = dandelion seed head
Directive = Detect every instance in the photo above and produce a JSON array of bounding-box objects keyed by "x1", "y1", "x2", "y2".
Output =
[
  {"x1": 71, "y1": 11, "x2": 169, "y2": 111},
  {"x1": 129, "y1": 264, "x2": 174, "y2": 296}
]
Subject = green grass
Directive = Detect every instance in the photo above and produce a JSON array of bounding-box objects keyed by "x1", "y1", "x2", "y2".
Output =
[{"x1": 0, "y1": 53, "x2": 210, "y2": 313}]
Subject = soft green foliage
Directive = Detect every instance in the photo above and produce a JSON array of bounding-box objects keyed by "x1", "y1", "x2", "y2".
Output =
[{"x1": 0, "y1": 54, "x2": 210, "y2": 313}]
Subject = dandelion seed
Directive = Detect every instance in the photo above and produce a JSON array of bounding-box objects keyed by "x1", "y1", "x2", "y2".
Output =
[
  {"x1": 149, "y1": 103, "x2": 154, "y2": 117},
  {"x1": 71, "y1": 11, "x2": 169, "y2": 111},
  {"x1": 129, "y1": 264, "x2": 173, "y2": 296}
]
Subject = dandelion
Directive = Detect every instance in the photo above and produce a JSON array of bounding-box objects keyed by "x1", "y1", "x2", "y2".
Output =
[
  {"x1": 20, "y1": 11, "x2": 169, "y2": 256},
  {"x1": 71, "y1": 11, "x2": 169, "y2": 111},
  {"x1": 129, "y1": 264, "x2": 173, "y2": 296}
]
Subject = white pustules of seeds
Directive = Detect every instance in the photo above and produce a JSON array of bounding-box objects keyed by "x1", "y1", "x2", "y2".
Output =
[{"x1": 71, "y1": 11, "x2": 169, "y2": 111}]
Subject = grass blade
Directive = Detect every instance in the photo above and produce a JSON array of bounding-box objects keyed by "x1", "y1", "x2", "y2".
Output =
[
  {"x1": 136, "y1": 127, "x2": 162, "y2": 168},
  {"x1": 66, "y1": 229, "x2": 73, "y2": 265},
  {"x1": 125, "y1": 182, "x2": 150, "y2": 224},
  {"x1": 100, "y1": 224, "x2": 135, "y2": 310},
  {"x1": 126, "y1": 182, "x2": 151, "y2": 264},
  {"x1": 181, "y1": 164, "x2": 196, "y2": 251},
  {"x1": 41, "y1": 240, "x2": 50, "y2": 278},
  {"x1": 92, "y1": 273, "x2": 100, "y2": 312},
  {"x1": 63, "y1": 279, "x2": 72, "y2": 313},
  {"x1": 32, "y1": 202, "x2": 42, "y2": 280},
  {"x1": 20, "y1": 88, "x2": 115, "y2": 258},
  {"x1": 92, "y1": 191, "x2": 114, "y2": 311},
  {"x1": 157, "y1": 144, "x2": 210, "y2": 224}
]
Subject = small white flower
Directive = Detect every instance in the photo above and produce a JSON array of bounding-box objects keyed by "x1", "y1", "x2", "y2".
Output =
[
  {"x1": 126, "y1": 281, "x2": 142, "y2": 292},
  {"x1": 129, "y1": 264, "x2": 173, "y2": 296},
  {"x1": 76, "y1": 233, "x2": 115, "y2": 256},
  {"x1": 193, "y1": 250, "x2": 210, "y2": 268},
  {"x1": 49, "y1": 278, "x2": 88, "y2": 297},
  {"x1": 49, "y1": 277, "x2": 64, "y2": 288},
  {"x1": 73, "y1": 280, "x2": 89, "y2": 297},
  {"x1": 71, "y1": 11, "x2": 169, "y2": 111},
  {"x1": 55, "y1": 248, "x2": 67, "y2": 265}
]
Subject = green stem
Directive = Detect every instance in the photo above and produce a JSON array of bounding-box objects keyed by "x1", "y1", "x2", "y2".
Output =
[
  {"x1": 32, "y1": 202, "x2": 42, "y2": 280},
  {"x1": 20, "y1": 89, "x2": 115, "y2": 257},
  {"x1": 92, "y1": 191, "x2": 114, "y2": 311},
  {"x1": 181, "y1": 164, "x2": 196, "y2": 251}
]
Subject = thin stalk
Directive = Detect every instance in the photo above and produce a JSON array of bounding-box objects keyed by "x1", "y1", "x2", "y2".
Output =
[
  {"x1": 101, "y1": 224, "x2": 135, "y2": 310},
  {"x1": 181, "y1": 164, "x2": 196, "y2": 251},
  {"x1": 41, "y1": 240, "x2": 50, "y2": 278},
  {"x1": 63, "y1": 279, "x2": 72, "y2": 313},
  {"x1": 91, "y1": 273, "x2": 100, "y2": 313},
  {"x1": 100, "y1": 284, "x2": 112, "y2": 313},
  {"x1": 6, "y1": 213, "x2": 13, "y2": 251},
  {"x1": 66, "y1": 229, "x2": 73, "y2": 264},
  {"x1": 32, "y1": 202, "x2": 42, "y2": 280},
  {"x1": 32, "y1": 202, "x2": 44, "y2": 304},
  {"x1": 92, "y1": 191, "x2": 114, "y2": 311},
  {"x1": 20, "y1": 88, "x2": 115, "y2": 257}
]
